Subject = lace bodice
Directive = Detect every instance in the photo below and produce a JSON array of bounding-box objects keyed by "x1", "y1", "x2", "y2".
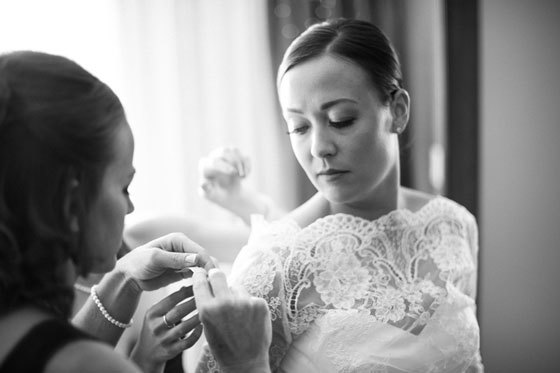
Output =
[{"x1": 196, "y1": 196, "x2": 483, "y2": 372}]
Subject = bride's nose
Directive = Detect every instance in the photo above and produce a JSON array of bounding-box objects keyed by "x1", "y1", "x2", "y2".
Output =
[{"x1": 310, "y1": 126, "x2": 336, "y2": 159}]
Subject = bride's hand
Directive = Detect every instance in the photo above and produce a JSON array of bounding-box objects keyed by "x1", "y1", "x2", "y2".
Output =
[{"x1": 198, "y1": 146, "x2": 251, "y2": 208}]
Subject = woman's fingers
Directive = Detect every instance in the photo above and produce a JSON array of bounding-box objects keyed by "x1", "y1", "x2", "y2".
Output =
[
  {"x1": 207, "y1": 268, "x2": 229, "y2": 298},
  {"x1": 158, "y1": 311, "x2": 201, "y2": 343},
  {"x1": 192, "y1": 269, "x2": 213, "y2": 302},
  {"x1": 170, "y1": 313, "x2": 201, "y2": 341},
  {"x1": 173, "y1": 324, "x2": 204, "y2": 351},
  {"x1": 147, "y1": 233, "x2": 216, "y2": 271},
  {"x1": 229, "y1": 284, "x2": 250, "y2": 297},
  {"x1": 193, "y1": 268, "x2": 233, "y2": 301},
  {"x1": 151, "y1": 286, "x2": 194, "y2": 317},
  {"x1": 158, "y1": 323, "x2": 203, "y2": 360},
  {"x1": 164, "y1": 296, "x2": 197, "y2": 326},
  {"x1": 153, "y1": 290, "x2": 202, "y2": 343}
]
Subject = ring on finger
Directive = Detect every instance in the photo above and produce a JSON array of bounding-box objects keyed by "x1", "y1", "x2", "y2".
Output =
[{"x1": 163, "y1": 314, "x2": 174, "y2": 329}]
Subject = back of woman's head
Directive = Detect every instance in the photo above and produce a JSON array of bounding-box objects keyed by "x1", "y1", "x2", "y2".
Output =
[
  {"x1": 278, "y1": 18, "x2": 403, "y2": 103},
  {"x1": 0, "y1": 51, "x2": 125, "y2": 318}
]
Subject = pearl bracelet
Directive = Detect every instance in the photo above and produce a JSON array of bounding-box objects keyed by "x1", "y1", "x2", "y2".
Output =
[
  {"x1": 73, "y1": 283, "x2": 91, "y2": 294},
  {"x1": 90, "y1": 285, "x2": 133, "y2": 329}
]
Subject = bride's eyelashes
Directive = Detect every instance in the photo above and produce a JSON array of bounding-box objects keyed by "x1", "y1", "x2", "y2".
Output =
[
  {"x1": 328, "y1": 118, "x2": 355, "y2": 128},
  {"x1": 286, "y1": 117, "x2": 356, "y2": 135}
]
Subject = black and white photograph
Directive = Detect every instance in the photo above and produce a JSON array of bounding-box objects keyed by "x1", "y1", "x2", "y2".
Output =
[{"x1": 1, "y1": 1, "x2": 559, "y2": 372}]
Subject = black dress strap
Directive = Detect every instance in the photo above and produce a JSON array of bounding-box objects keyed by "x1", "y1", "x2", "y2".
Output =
[{"x1": 0, "y1": 318, "x2": 93, "y2": 373}]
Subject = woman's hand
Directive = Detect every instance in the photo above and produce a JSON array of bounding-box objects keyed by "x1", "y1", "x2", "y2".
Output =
[
  {"x1": 193, "y1": 268, "x2": 272, "y2": 373},
  {"x1": 73, "y1": 233, "x2": 214, "y2": 347},
  {"x1": 198, "y1": 146, "x2": 250, "y2": 208},
  {"x1": 115, "y1": 233, "x2": 216, "y2": 292},
  {"x1": 130, "y1": 286, "x2": 203, "y2": 373}
]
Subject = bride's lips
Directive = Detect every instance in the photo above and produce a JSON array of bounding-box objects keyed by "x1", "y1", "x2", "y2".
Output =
[{"x1": 316, "y1": 169, "x2": 349, "y2": 180}]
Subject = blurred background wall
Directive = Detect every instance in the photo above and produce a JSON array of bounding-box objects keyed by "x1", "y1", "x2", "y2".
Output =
[{"x1": 479, "y1": 0, "x2": 560, "y2": 371}]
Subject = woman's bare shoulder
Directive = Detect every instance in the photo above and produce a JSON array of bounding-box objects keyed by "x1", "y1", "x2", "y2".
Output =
[
  {"x1": 400, "y1": 187, "x2": 437, "y2": 212},
  {"x1": 46, "y1": 339, "x2": 140, "y2": 373},
  {"x1": 287, "y1": 192, "x2": 329, "y2": 228}
]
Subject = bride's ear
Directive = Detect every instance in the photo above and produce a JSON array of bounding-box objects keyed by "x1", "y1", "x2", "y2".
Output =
[
  {"x1": 63, "y1": 178, "x2": 80, "y2": 233},
  {"x1": 390, "y1": 89, "x2": 410, "y2": 135}
]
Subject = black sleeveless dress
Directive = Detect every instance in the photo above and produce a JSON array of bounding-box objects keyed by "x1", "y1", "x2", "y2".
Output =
[
  {"x1": 0, "y1": 318, "x2": 93, "y2": 373},
  {"x1": 0, "y1": 318, "x2": 185, "y2": 373}
]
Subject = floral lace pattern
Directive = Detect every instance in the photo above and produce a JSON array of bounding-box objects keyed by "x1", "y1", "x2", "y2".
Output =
[
  {"x1": 281, "y1": 199, "x2": 477, "y2": 337},
  {"x1": 197, "y1": 197, "x2": 482, "y2": 372}
]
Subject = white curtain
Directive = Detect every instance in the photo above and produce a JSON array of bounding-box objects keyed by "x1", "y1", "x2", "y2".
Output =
[
  {"x1": 114, "y1": 0, "x2": 299, "y2": 225},
  {"x1": 0, "y1": 0, "x2": 299, "y2": 225},
  {"x1": 0, "y1": 0, "x2": 122, "y2": 82}
]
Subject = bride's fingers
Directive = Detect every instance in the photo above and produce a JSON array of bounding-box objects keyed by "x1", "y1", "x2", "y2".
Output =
[
  {"x1": 241, "y1": 155, "x2": 251, "y2": 178},
  {"x1": 227, "y1": 147, "x2": 246, "y2": 177},
  {"x1": 212, "y1": 157, "x2": 238, "y2": 176},
  {"x1": 199, "y1": 156, "x2": 237, "y2": 180}
]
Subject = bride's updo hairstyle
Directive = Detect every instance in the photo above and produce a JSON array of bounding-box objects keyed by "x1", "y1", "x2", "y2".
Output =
[
  {"x1": 277, "y1": 18, "x2": 403, "y2": 104},
  {"x1": 0, "y1": 51, "x2": 125, "y2": 318}
]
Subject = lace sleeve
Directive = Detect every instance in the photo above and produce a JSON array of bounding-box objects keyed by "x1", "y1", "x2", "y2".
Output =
[
  {"x1": 467, "y1": 350, "x2": 484, "y2": 372},
  {"x1": 464, "y1": 212, "x2": 480, "y2": 301},
  {"x1": 195, "y1": 347, "x2": 220, "y2": 373},
  {"x1": 444, "y1": 208, "x2": 479, "y2": 301},
  {"x1": 459, "y1": 211, "x2": 484, "y2": 372},
  {"x1": 195, "y1": 216, "x2": 294, "y2": 372},
  {"x1": 466, "y1": 214, "x2": 484, "y2": 372}
]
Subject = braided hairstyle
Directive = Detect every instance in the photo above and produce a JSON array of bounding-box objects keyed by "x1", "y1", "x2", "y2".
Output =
[{"x1": 0, "y1": 51, "x2": 125, "y2": 318}]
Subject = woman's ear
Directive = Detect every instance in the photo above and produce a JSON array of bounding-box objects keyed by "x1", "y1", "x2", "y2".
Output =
[
  {"x1": 63, "y1": 178, "x2": 80, "y2": 233},
  {"x1": 390, "y1": 89, "x2": 410, "y2": 134}
]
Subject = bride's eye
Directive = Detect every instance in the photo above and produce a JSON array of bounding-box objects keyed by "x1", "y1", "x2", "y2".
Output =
[{"x1": 329, "y1": 118, "x2": 355, "y2": 128}]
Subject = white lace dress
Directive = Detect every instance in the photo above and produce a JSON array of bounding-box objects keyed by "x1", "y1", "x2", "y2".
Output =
[{"x1": 196, "y1": 196, "x2": 483, "y2": 372}]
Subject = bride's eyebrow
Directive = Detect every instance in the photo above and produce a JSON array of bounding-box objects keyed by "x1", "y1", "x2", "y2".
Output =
[
  {"x1": 320, "y1": 98, "x2": 357, "y2": 110},
  {"x1": 285, "y1": 98, "x2": 358, "y2": 114}
]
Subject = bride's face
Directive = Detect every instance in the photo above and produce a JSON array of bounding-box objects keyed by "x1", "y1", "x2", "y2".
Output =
[{"x1": 278, "y1": 54, "x2": 400, "y2": 206}]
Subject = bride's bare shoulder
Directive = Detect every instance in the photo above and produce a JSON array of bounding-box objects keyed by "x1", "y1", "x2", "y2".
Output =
[
  {"x1": 287, "y1": 192, "x2": 329, "y2": 228},
  {"x1": 400, "y1": 187, "x2": 437, "y2": 212},
  {"x1": 286, "y1": 188, "x2": 438, "y2": 227}
]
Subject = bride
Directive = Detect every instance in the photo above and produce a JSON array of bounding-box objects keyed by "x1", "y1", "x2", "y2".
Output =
[{"x1": 195, "y1": 18, "x2": 483, "y2": 373}]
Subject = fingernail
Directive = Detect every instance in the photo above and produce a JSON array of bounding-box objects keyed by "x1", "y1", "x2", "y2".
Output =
[
  {"x1": 185, "y1": 254, "x2": 197, "y2": 266},
  {"x1": 175, "y1": 267, "x2": 192, "y2": 274},
  {"x1": 190, "y1": 267, "x2": 207, "y2": 275}
]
